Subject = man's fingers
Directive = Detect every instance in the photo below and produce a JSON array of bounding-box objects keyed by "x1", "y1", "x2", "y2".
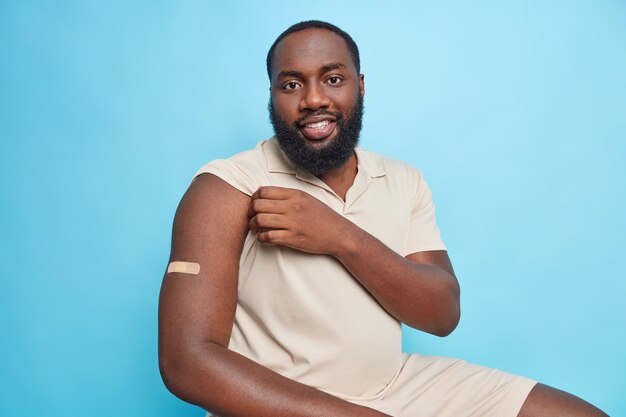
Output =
[
  {"x1": 248, "y1": 213, "x2": 285, "y2": 231},
  {"x1": 257, "y1": 229, "x2": 290, "y2": 245},
  {"x1": 251, "y1": 186, "x2": 301, "y2": 201},
  {"x1": 248, "y1": 198, "x2": 287, "y2": 218}
]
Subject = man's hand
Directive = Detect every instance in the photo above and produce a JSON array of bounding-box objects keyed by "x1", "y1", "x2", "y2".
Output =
[
  {"x1": 159, "y1": 175, "x2": 391, "y2": 417},
  {"x1": 248, "y1": 185, "x2": 459, "y2": 336},
  {"x1": 248, "y1": 186, "x2": 352, "y2": 255}
]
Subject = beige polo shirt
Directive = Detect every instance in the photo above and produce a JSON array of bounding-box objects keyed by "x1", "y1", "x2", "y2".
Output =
[{"x1": 193, "y1": 138, "x2": 446, "y2": 398}]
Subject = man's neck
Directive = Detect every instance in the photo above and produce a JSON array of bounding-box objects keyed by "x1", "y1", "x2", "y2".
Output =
[{"x1": 316, "y1": 153, "x2": 358, "y2": 201}]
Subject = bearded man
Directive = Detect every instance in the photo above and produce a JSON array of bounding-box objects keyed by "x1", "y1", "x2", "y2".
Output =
[{"x1": 158, "y1": 20, "x2": 607, "y2": 417}]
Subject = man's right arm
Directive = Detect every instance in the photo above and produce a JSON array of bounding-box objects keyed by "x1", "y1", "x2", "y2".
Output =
[{"x1": 158, "y1": 173, "x2": 389, "y2": 417}]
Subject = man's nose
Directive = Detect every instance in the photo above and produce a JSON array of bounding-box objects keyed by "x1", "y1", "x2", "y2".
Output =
[{"x1": 300, "y1": 83, "x2": 330, "y2": 112}]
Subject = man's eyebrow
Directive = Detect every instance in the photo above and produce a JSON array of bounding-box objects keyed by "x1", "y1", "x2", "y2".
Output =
[
  {"x1": 320, "y1": 62, "x2": 346, "y2": 73},
  {"x1": 275, "y1": 63, "x2": 348, "y2": 80},
  {"x1": 276, "y1": 70, "x2": 303, "y2": 79}
]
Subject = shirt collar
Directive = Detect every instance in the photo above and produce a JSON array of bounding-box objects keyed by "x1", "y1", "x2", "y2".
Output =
[
  {"x1": 354, "y1": 146, "x2": 387, "y2": 178},
  {"x1": 264, "y1": 137, "x2": 298, "y2": 174},
  {"x1": 263, "y1": 137, "x2": 387, "y2": 178}
]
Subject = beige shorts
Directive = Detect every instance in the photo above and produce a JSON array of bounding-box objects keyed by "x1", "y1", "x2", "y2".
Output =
[
  {"x1": 341, "y1": 353, "x2": 537, "y2": 417},
  {"x1": 207, "y1": 353, "x2": 537, "y2": 417}
]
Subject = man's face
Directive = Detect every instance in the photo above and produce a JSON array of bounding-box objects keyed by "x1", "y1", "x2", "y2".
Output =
[{"x1": 269, "y1": 28, "x2": 365, "y2": 176}]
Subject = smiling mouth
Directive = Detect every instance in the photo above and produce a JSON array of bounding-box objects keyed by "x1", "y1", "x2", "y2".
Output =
[
  {"x1": 300, "y1": 121, "x2": 336, "y2": 140},
  {"x1": 299, "y1": 118, "x2": 337, "y2": 141},
  {"x1": 304, "y1": 120, "x2": 330, "y2": 129}
]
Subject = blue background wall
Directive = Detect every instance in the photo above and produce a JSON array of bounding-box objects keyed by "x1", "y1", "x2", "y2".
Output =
[{"x1": 1, "y1": 1, "x2": 624, "y2": 416}]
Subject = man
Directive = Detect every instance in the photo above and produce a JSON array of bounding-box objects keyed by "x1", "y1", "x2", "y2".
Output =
[{"x1": 158, "y1": 21, "x2": 607, "y2": 417}]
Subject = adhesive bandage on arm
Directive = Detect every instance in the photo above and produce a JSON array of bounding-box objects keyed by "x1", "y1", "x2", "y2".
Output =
[{"x1": 167, "y1": 261, "x2": 200, "y2": 275}]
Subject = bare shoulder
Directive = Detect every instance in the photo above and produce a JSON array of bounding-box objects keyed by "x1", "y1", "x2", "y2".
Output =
[
  {"x1": 170, "y1": 173, "x2": 250, "y2": 260},
  {"x1": 159, "y1": 173, "x2": 250, "y2": 348}
]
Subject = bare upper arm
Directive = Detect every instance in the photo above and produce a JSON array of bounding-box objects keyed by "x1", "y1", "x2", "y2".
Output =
[
  {"x1": 406, "y1": 250, "x2": 457, "y2": 279},
  {"x1": 159, "y1": 173, "x2": 250, "y2": 353}
]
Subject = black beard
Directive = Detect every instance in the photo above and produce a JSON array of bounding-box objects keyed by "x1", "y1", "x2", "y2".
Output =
[{"x1": 268, "y1": 95, "x2": 364, "y2": 176}]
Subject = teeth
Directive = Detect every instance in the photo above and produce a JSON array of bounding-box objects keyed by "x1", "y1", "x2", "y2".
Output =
[{"x1": 305, "y1": 120, "x2": 330, "y2": 129}]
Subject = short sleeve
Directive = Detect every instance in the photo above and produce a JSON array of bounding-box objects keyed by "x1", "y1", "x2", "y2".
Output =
[
  {"x1": 192, "y1": 159, "x2": 256, "y2": 196},
  {"x1": 191, "y1": 143, "x2": 268, "y2": 196},
  {"x1": 404, "y1": 170, "x2": 447, "y2": 255}
]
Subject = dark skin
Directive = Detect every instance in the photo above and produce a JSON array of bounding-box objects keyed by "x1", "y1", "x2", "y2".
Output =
[
  {"x1": 159, "y1": 28, "x2": 607, "y2": 416},
  {"x1": 159, "y1": 174, "x2": 387, "y2": 417}
]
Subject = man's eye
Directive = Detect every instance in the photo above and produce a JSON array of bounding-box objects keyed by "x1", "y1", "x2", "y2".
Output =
[
  {"x1": 327, "y1": 76, "x2": 343, "y2": 85},
  {"x1": 283, "y1": 82, "x2": 300, "y2": 90}
]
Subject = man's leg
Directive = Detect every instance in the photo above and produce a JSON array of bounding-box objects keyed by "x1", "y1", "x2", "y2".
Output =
[
  {"x1": 377, "y1": 354, "x2": 537, "y2": 417},
  {"x1": 518, "y1": 383, "x2": 608, "y2": 417}
]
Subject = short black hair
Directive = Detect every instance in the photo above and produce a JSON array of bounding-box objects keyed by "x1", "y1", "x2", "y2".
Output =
[{"x1": 266, "y1": 20, "x2": 361, "y2": 81}]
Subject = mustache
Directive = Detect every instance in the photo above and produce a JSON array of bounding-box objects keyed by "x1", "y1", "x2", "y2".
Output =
[{"x1": 294, "y1": 110, "x2": 343, "y2": 126}]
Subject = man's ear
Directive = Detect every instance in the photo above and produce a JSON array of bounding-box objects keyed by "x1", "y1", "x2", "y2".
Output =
[{"x1": 359, "y1": 74, "x2": 365, "y2": 97}]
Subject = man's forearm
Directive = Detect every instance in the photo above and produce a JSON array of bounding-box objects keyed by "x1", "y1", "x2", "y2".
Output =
[
  {"x1": 247, "y1": 186, "x2": 460, "y2": 335},
  {"x1": 332, "y1": 224, "x2": 460, "y2": 336},
  {"x1": 160, "y1": 341, "x2": 391, "y2": 417}
]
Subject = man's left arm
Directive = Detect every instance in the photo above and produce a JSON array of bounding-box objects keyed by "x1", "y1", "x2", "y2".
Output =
[{"x1": 248, "y1": 186, "x2": 460, "y2": 337}]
